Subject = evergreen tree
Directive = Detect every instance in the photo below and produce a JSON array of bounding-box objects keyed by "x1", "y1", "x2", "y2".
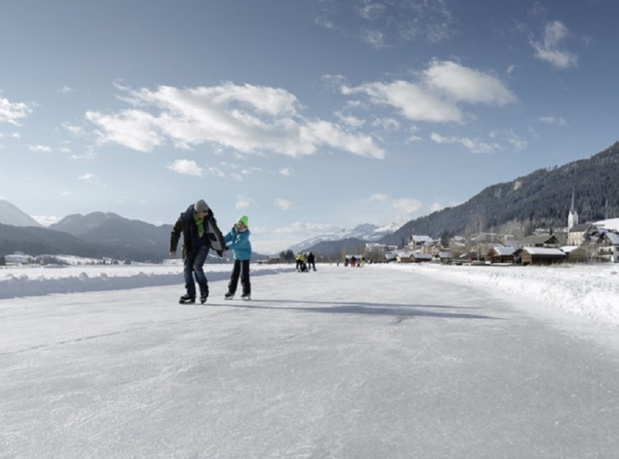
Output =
[{"x1": 279, "y1": 249, "x2": 295, "y2": 263}]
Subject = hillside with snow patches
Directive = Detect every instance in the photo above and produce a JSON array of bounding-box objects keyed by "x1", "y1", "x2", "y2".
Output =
[{"x1": 289, "y1": 223, "x2": 398, "y2": 253}]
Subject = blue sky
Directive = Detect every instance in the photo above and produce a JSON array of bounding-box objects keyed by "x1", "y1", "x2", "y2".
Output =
[{"x1": 1, "y1": 0, "x2": 617, "y2": 254}]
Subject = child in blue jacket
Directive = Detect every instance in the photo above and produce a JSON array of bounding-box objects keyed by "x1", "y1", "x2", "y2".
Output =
[{"x1": 223, "y1": 215, "x2": 252, "y2": 300}]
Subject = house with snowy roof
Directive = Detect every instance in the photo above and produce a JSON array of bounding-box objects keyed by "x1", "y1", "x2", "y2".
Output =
[
  {"x1": 588, "y1": 219, "x2": 619, "y2": 263},
  {"x1": 488, "y1": 246, "x2": 516, "y2": 264},
  {"x1": 437, "y1": 251, "x2": 454, "y2": 264},
  {"x1": 594, "y1": 230, "x2": 619, "y2": 263},
  {"x1": 411, "y1": 253, "x2": 433, "y2": 263},
  {"x1": 568, "y1": 223, "x2": 593, "y2": 246},
  {"x1": 517, "y1": 247, "x2": 566, "y2": 266},
  {"x1": 393, "y1": 250, "x2": 414, "y2": 263},
  {"x1": 407, "y1": 235, "x2": 434, "y2": 250},
  {"x1": 520, "y1": 234, "x2": 560, "y2": 248}
]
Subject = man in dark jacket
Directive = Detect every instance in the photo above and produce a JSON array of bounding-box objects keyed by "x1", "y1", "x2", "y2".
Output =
[
  {"x1": 307, "y1": 252, "x2": 316, "y2": 271},
  {"x1": 169, "y1": 199, "x2": 225, "y2": 304}
]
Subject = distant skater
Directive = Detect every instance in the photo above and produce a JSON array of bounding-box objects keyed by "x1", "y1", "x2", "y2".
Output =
[
  {"x1": 307, "y1": 252, "x2": 316, "y2": 271},
  {"x1": 223, "y1": 215, "x2": 252, "y2": 301},
  {"x1": 296, "y1": 253, "x2": 307, "y2": 272}
]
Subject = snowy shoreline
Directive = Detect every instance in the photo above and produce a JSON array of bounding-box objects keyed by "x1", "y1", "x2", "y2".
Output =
[
  {"x1": 396, "y1": 262, "x2": 619, "y2": 327},
  {"x1": 2, "y1": 261, "x2": 619, "y2": 328},
  {"x1": 0, "y1": 263, "x2": 294, "y2": 300}
]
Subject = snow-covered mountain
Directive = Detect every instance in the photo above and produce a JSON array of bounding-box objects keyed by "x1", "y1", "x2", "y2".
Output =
[
  {"x1": 288, "y1": 223, "x2": 398, "y2": 253},
  {"x1": 0, "y1": 199, "x2": 41, "y2": 227}
]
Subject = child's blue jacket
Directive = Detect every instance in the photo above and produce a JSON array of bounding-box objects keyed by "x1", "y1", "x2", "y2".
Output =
[{"x1": 224, "y1": 227, "x2": 252, "y2": 261}]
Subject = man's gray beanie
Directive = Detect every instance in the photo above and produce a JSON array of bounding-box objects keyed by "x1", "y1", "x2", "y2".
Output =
[{"x1": 194, "y1": 199, "x2": 210, "y2": 212}]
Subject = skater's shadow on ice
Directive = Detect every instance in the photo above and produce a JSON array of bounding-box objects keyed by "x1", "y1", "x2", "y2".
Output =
[{"x1": 214, "y1": 299, "x2": 498, "y2": 321}]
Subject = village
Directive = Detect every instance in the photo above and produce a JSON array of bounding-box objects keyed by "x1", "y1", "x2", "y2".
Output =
[
  {"x1": 261, "y1": 195, "x2": 619, "y2": 268},
  {"x1": 362, "y1": 200, "x2": 619, "y2": 266}
]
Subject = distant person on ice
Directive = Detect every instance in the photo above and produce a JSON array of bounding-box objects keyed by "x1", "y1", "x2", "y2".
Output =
[
  {"x1": 307, "y1": 252, "x2": 316, "y2": 271},
  {"x1": 169, "y1": 199, "x2": 225, "y2": 304},
  {"x1": 296, "y1": 253, "x2": 307, "y2": 272},
  {"x1": 223, "y1": 215, "x2": 252, "y2": 301}
]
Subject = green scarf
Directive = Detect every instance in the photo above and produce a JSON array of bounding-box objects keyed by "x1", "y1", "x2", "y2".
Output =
[{"x1": 194, "y1": 213, "x2": 205, "y2": 237}]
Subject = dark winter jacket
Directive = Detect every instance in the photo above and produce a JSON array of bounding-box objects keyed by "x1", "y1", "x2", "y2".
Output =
[
  {"x1": 169, "y1": 204, "x2": 225, "y2": 256},
  {"x1": 223, "y1": 226, "x2": 252, "y2": 261}
]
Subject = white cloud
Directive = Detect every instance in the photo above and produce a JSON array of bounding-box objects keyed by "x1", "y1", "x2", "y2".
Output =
[
  {"x1": 507, "y1": 64, "x2": 517, "y2": 78},
  {"x1": 430, "y1": 202, "x2": 446, "y2": 213},
  {"x1": 29, "y1": 145, "x2": 52, "y2": 153},
  {"x1": 355, "y1": 3, "x2": 386, "y2": 21},
  {"x1": 62, "y1": 122, "x2": 85, "y2": 135},
  {"x1": 58, "y1": 86, "x2": 72, "y2": 94},
  {"x1": 86, "y1": 109, "x2": 164, "y2": 152},
  {"x1": 430, "y1": 132, "x2": 499, "y2": 154},
  {"x1": 166, "y1": 159, "x2": 204, "y2": 177},
  {"x1": 361, "y1": 29, "x2": 388, "y2": 49},
  {"x1": 488, "y1": 129, "x2": 528, "y2": 152},
  {"x1": 275, "y1": 221, "x2": 341, "y2": 237},
  {"x1": 236, "y1": 195, "x2": 256, "y2": 210},
  {"x1": 78, "y1": 173, "x2": 96, "y2": 182},
  {"x1": 335, "y1": 112, "x2": 365, "y2": 128},
  {"x1": 530, "y1": 21, "x2": 578, "y2": 69},
  {"x1": 207, "y1": 165, "x2": 225, "y2": 177},
  {"x1": 538, "y1": 116, "x2": 566, "y2": 126},
  {"x1": 343, "y1": 79, "x2": 462, "y2": 123},
  {"x1": 324, "y1": 0, "x2": 455, "y2": 46},
  {"x1": 369, "y1": 193, "x2": 389, "y2": 202},
  {"x1": 279, "y1": 167, "x2": 294, "y2": 177},
  {"x1": 367, "y1": 193, "x2": 425, "y2": 224},
  {"x1": 392, "y1": 197, "x2": 423, "y2": 214},
  {"x1": 504, "y1": 131, "x2": 528, "y2": 151},
  {"x1": 85, "y1": 83, "x2": 384, "y2": 159},
  {"x1": 302, "y1": 120, "x2": 384, "y2": 158},
  {"x1": 372, "y1": 117, "x2": 399, "y2": 132},
  {"x1": 341, "y1": 60, "x2": 516, "y2": 124},
  {"x1": 429, "y1": 199, "x2": 461, "y2": 213},
  {"x1": 32, "y1": 215, "x2": 61, "y2": 226},
  {"x1": 69, "y1": 148, "x2": 97, "y2": 160},
  {"x1": 406, "y1": 133, "x2": 423, "y2": 143},
  {"x1": 0, "y1": 96, "x2": 32, "y2": 126},
  {"x1": 314, "y1": 15, "x2": 337, "y2": 31},
  {"x1": 423, "y1": 60, "x2": 517, "y2": 106},
  {"x1": 274, "y1": 198, "x2": 294, "y2": 211}
]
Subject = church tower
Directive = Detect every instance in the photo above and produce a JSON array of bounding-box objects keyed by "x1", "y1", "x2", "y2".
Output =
[{"x1": 568, "y1": 189, "x2": 579, "y2": 230}]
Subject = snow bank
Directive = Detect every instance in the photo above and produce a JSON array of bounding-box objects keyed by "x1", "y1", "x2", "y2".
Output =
[
  {"x1": 2, "y1": 260, "x2": 619, "y2": 328},
  {"x1": 0, "y1": 263, "x2": 293, "y2": 299},
  {"x1": 391, "y1": 263, "x2": 619, "y2": 326}
]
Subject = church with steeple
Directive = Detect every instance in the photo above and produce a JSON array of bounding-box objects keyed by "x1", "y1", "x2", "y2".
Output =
[
  {"x1": 567, "y1": 189, "x2": 590, "y2": 246},
  {"x1": 568, "y1": 189, "x2": 579, "y2": 230}
]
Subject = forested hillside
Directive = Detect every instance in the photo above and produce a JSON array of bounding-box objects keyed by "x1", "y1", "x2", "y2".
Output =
[{"x1": 381, "y1": 142, "x2": 619, "y2": 246}]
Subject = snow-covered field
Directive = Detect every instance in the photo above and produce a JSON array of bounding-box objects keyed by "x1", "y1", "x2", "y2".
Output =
[{"x1": 3, "y1": 261, "x2": 619, "y2": 458}]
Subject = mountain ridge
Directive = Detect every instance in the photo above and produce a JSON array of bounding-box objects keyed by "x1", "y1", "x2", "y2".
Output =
[
  {"x1": 288, "y1": 223, "x2": 398, "y2": 253},
  {"x1": 0, "y1": 199, "x2": 42, "y2": 227},
  {"x1": 378, "y1": 141, "x2": 619, "y2": 248}
]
